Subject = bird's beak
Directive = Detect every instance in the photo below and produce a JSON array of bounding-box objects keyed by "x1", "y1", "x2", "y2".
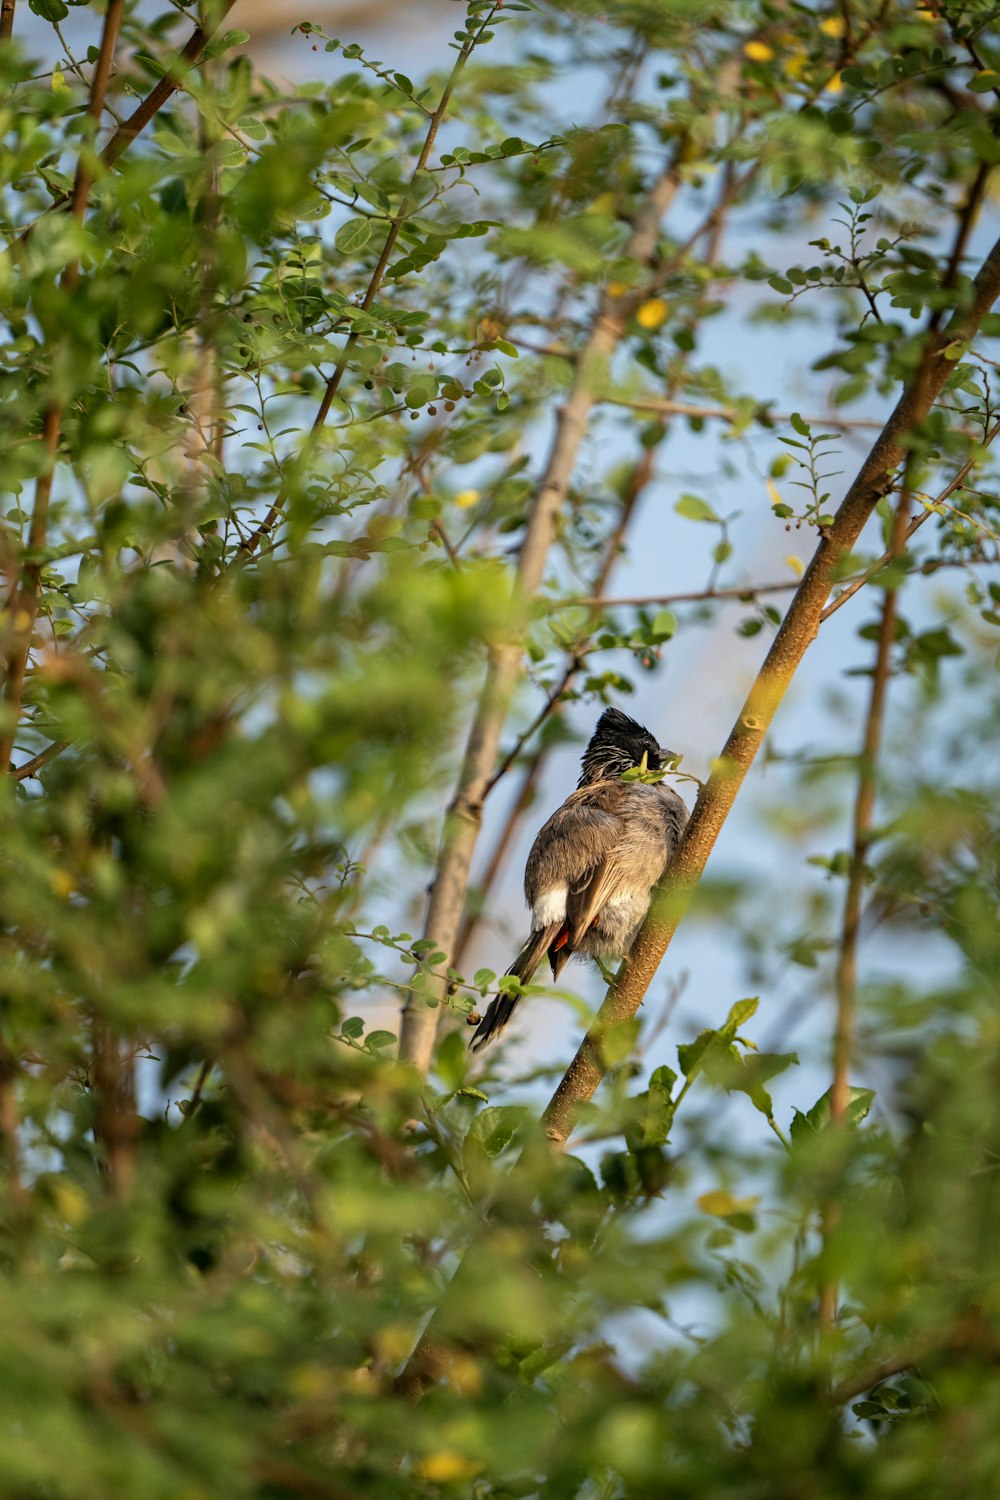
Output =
[{"x1": 659, "y1": 746, "x2": 680, "y2": 768}]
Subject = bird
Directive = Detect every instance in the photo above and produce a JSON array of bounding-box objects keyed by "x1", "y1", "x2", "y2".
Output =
[{"x1": 469, "y1": 707, "x2": 689, "y2": 1053}]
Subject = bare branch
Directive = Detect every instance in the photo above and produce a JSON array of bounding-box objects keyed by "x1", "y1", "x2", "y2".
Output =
[
  {"x1": 602, "y1": 394, "x2": 883, "y2": 431},
  {"x1": 11, "y1": 737, "x2": 71, "y2": 782},
  {"x1": 0, "y1": 0, "x2": 15, "y2": 44}
]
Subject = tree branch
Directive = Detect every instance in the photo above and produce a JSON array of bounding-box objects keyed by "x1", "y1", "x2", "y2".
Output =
[
  {"x1": 0, "y1": 0, "x2": 15, "y2": 44},
  {"x1": 96, "y1": 0, "x2": 236, "y2": 172},
  {"x1": 602, "y1": 394, "x2": 883, "y2": 432},
  {"x1": 540, "y1": 228, "x2": 1000, "y2": 1147},
  {"x1": 819, "y1": 477, "x2": 911, "y2": 1335}
]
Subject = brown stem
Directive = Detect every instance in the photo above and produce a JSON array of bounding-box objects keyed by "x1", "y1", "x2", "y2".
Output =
[
  {"x1": 603, "y1": 395, "x2": 883, "y2": 431},
  {"x1": 0, "y1": 1035, "x2": 24, "y2": 1200},
  {"x1": 98, "y1": 1, "x2": 237, "y2": 171},
  {"x1": 571, "y1": 580, "x2": 800, "y2": 611},
  {"x1": 91, "y1": 1019, "x2": 137, "y2": 1196},
  {"x1": 67, "y1": 0, "x2": 125, "y2": 234},
  {"x1": 818, "y1": 481, "x2": 911, "y2": 1335},
  {"x1": 398, "y1": 151, "x2": 687, "y2": 1074},
  {"x1": 236, "y1": 7, "x2": 495, "y2": 561},
  {"x1": 0, "y1": 404, "x2": 60, "y2": 772},
  {"x1": 0, "y1": 0, "x2": 15, "y2": 43},
  {"x1": 11, "y1": 737, "x2": 70, "y2": 782},
  {"x1": 540, "y1": 228, "x2": 1000, "y2": 1148}
]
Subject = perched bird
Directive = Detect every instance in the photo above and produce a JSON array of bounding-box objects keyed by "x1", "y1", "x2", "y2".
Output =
[{"x1": 469, "y1": 707, "x2": 689, "y2": 1052}]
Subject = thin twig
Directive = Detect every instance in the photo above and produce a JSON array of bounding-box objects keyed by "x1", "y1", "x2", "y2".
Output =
[
  {"x1": 602, "y1": 395, "x2": 884, "y2": 431},
  {"x1": 820, "y1": 417, "x2": 1000, "y2": 621},
  {"x1": 11, "y1": 738, "x2": 70, "y2": 782},
  {"x1": 566, "y1": 580, "x2": 800, "y2": 612}
]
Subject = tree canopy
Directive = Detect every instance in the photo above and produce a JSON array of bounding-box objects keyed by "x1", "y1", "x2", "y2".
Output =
[{"x1": 2, "y1": 1, "x2": 1000, "y2": 1496}]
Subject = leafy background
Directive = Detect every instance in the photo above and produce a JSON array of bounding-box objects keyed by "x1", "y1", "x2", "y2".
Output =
[{"x1": 2, "y1": 1, "x2": 1000, "y2": 1496}]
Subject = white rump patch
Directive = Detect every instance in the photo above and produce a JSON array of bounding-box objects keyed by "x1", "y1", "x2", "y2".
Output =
[{"x1": 532, "y1": 883, "x2": 567, "y2": 929}]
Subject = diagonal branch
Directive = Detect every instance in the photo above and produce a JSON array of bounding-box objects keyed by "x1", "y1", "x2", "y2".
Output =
[
  {"x1": 95, "y1": 0, "x2": 236, "y2": 172},
  {"x1": 541, "y1": 228, "x2": 1000, "y2": 1146}
]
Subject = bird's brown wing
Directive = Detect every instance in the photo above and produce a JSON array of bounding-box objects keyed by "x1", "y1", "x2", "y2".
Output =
[
  {"x1": 565, "y1": 854, "x2": 619, "y2": 946},
  {"x1": 523, "y1": 781, "x2": 627, "y2": 908}
]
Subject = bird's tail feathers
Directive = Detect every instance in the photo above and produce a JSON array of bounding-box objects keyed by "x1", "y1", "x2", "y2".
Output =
[{"x1": 468, "y1": 925, "x2": 558, "y2": 1053}]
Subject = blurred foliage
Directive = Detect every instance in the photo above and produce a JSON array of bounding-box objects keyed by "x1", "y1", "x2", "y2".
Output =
[{"x1": 1, "y1": 0, "x2": 1000, "y2": 1496}]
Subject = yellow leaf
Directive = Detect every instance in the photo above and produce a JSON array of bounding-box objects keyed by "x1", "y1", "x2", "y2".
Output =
[
  {"x1": 819, "y1": 16, "x2": 846, "y2": 37},
  {"x1": 50, "y1": 1179, "x2": 87, "y2": 1225},
  {"x1": 607, "y1": 280, "x2": 630, "y2": 298},
  {"x1": 698, "y1": 1190, "x2": 760, "y2": 1218},
  {"x1": 743, "y1": 40, "x2": 775, "y2": 62},
  {"x1": 51, "y1": 67, "x2": 71, "y2": 95},
  {"x1": 825, "y1": 71, "x2": 844, "y2": 94},
  {"x1": 766, "y1": 479, "x2": 783, "y2": 508},
  {"x1": 784, "y1": 554, "x2": 804, "y2": 577},
  {"x1": 454, "y1": 488, "x2": 480, "y2": 509},
  {"x1": 417, "y1": 1452, "x2": 482, "y2": 1483},
  {"x1": 635, "y1": 297, "x2": 669, "y2": 331},
  {"x1": 446, "y1": 1353, "x2": 483, "y2": 1397},
  {"x1": 785, "y1": 52, "x2": 809, "y2": 80}
]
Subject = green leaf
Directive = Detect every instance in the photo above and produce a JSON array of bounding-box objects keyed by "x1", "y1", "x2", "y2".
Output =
[
  {"x1": 341, "y1": 1016, "x2": 365, "y2": 1039},
  {"x1": 790, "y1": 1085, "x2": 876, "y2": 1144},
  {"x1": 467, "y1": 1104, "x2": 528, "y2": 1158},
  {"x1": 675, "y1": 494, "x2": 719, "y2": 523},
  {"x1": 724, "y1": 997, "x2": 759, "y2": 1031},
  {"x1": 335, "y1": 217, "x2": 373, "y2": 253},
  {"x1": 29, "y1": 0, "x2": 69, "y2": 18},
  {"x1": 789, "y1": 411, "x2": 810, "y2": 437},
  {"x1": 650, "y1": 610, "x2": 676, "y2": 641}
]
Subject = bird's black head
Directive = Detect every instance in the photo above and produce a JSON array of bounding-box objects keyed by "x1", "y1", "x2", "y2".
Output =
[{"x1": 578, "y1": 707, "x2": 668, "y2": 786}]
